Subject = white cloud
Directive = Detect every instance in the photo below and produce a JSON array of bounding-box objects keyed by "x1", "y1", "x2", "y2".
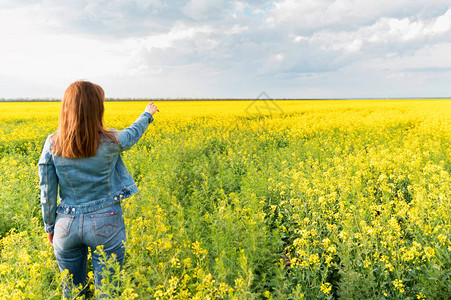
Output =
[
  {"x1": 182, "y1": 0, "x2": 224, "y2": 20},
  {"x1": 266, "y1": 0, "x2": 451, "y2": 32},
  {"x1": 225, "y1": 24, "x2": 249, "y2": 35},
  {"x1": 429, "y1": 8, "x2": 451, "y2": 34},
  {"x1": 364, "y1": 43, "x2": 451, "y2": 71},
  {"x1": 282, "y1": 8, "x2": 451, "y2": 56},
  {"x1": 138, "y1": 22, "x2": 214, "y2": 51},
  {"x1": 0, "y1": 5, "x2": 143, "y2": 95}
]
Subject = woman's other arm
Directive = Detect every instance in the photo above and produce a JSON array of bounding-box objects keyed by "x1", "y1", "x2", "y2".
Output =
[{"x1": 38, "y1": 136, "x2": 58, "y2": 243}]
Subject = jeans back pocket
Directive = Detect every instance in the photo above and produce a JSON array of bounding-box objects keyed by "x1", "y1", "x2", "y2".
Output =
[
  {"x1": 55, "y1": 214, "x2": 75, "y2": 239},
  {"x1": 90, "y1": 212, "x2": 119, "y2": 239}
]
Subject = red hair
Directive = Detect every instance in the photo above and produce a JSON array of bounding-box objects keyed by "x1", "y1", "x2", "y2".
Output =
[{"x1": 52, "y1": 81, "x2": 117, "y2": 158}]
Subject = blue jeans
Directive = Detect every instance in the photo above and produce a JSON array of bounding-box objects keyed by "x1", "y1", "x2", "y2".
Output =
[{"x1": 53, "y1": 202, "x2": 126, "y2": 298}]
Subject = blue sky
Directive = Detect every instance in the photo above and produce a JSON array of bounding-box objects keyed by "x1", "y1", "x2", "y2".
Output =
[{"x1": 1, "y1": 0, "x2": 451, "y2": 99}]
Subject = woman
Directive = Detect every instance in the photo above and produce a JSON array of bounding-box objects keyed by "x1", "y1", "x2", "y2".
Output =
[{"x1": 38, "y1": 81, "x2": 159, "y2": 297}]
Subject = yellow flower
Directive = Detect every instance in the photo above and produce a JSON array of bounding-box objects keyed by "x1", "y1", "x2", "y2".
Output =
[
  {"x1": 393, "y1": 279, "x2": 405, "y2": 293},
  {"x1": 320, "y1": 282, "x2": 332, "y2": 295},
  {"x1": 308, "y1": 254, "x2": 320, "y2": 266},
  {"x1": 417, "y1": 292, "x2": 426, "y2": 299},
  {"x1": 423, "y1": 247, "x2": 435, "y2": 259},
  {"x1": 321, "y1": 238, "x2": 331, "y2": 249},
  {"x1": 437, "y1": 234, "x2": 447, "y2": 245}
]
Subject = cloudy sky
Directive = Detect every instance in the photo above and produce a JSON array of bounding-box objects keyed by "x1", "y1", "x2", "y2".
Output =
[{"x1": 1, "y1": 0, "x2": 451, "y2": 99}]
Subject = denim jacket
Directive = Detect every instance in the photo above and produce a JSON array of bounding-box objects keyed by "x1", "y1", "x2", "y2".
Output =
[{"x1": 38, "y1": 112, "x2": 153, "y2": 233}]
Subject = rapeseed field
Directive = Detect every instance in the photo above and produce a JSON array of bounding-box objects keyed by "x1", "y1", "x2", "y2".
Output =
[{"x1": 0, "y1": 99, "x2": 450, "y2": 299}]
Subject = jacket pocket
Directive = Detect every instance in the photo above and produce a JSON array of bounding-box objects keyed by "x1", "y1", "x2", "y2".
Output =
[
  {"x1": 90, "y1": 212, "x2": 119, "y2": 239},
  {"x1": 55, "y1": 214, "x2": 75, "y2": 239}
]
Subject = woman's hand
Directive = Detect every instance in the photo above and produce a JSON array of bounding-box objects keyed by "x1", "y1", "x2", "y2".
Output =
[
  {"x1": 145, "y1": 102, "x2": 159, "y2": 115},
  {"x1": 48, "y1": 233, "x2": 54, "y2": 245}
]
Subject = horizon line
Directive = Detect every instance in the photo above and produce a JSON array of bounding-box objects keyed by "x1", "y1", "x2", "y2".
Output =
[{"x1": 1, "y1": 97, "x2": 451, "y2": 102}]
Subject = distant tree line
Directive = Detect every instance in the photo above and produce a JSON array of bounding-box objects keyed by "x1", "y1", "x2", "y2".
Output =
[
  {"x1": 1, "y1": 97, "x2": 448, "y2": 102},
  {"x1": 0, "y1": 97, "x2": 290, "y2": 102}
]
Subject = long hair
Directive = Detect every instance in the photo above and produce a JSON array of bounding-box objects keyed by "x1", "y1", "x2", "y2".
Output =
[{"x1": 52, "y1": 81, "x2": 117, "y2": 158}]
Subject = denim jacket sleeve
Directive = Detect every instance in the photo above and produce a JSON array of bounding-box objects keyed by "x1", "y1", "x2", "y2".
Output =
[
  {"x1": 118, "y1": 112, "x2": 153, "y2": 151},
  {"x1": 38, "y1": 135, "x2": 58, "y2": 234}
]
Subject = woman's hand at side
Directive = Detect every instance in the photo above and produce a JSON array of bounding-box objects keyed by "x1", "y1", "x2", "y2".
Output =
[
  {"x1": 48, "y1": 233, "x2": 54, "y2": 245},
  {"x1": 145, "y1": 102, "x2": 159, "y2": 115}
]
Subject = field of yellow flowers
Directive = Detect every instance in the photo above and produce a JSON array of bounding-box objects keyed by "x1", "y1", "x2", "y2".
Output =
[{"x1": 0, "y1": 99, "x2": 450, "y2": 299}]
